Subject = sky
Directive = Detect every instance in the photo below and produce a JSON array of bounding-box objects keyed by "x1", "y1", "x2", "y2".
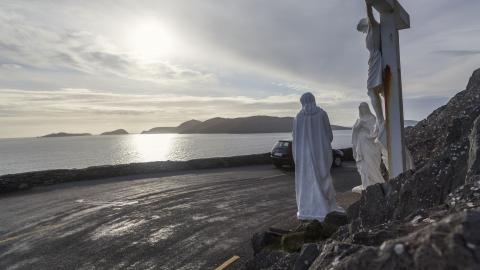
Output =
[{"x1": 1, "y1": 0, "x2": 479, "y2": 138}]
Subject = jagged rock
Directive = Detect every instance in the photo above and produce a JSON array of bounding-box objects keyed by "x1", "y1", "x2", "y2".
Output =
[
  {"x1": 355, "y1": 183, "x2": 389, "y2": 227},
  {"x1": 292, "y1": 243, "x2": 321, "y2": 270},
  {"x1": 303, "y1": 220, "x2": 323, "y2": 239},
  {"x1": 309, "y1": 210, "x2": 480, "y2": 270},
  {"x1": 244, "y1": 69, "x2": 480, "y2": 269},
  {"x1": 242, "y1": 250, "x2": 298, "y2": 270},
  {"x1": 324, "y1": 211, "x2": 348, "y2": 227},
  {"x1": 281, "y1": 232, "x2": 305, "y2": 252},
  {"x1": 346, "y1": 199, "x2": 361, "y2": 221},
  {"x1": 252, "y1": 231, "x2": 283, "y2": 255},
  {"x1": 467, "y1": 116, "x2": 480, "y2": 178},
  {"x1": 309, "y1": 241, "x2": 375, "y2": 270},
  {"x1": 406, "y1": 68, "x2": 480, "y2": 170},
  {"x1": 267, "y1": 253, "x2": 299, "y2": 270},
  {"x1": 445, "y1": 175, "x2": 480, "y2": 212},
  {"x1": 346, "y1": 68, "x2": 480, "y2": 229}
]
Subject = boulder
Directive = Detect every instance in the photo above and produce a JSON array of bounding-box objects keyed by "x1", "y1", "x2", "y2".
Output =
[
  {"x1": 323, "y1": 211, "x2": 348, "y2": 227},
  {"x1": 242, "y1": 249, "x2": 298, "y2": 270},
  {"x1": 309, "y1": 210, "x2": 480, "y2": 270},
  {"x1": 309, "y1": 241, "x2": 374, "y2": 270},
  {"x1": 280, "y1": 232, "x2": 305, "y2": 252},
  {"x1": 252, "y1": 231, "x2": 283, "y2": 255},
  {"x1": 445, "y1": 175, "x2": 480, "y2": 212},
  {"x1": 292, "y1": 243, "x2": 322, "y2": 270}
]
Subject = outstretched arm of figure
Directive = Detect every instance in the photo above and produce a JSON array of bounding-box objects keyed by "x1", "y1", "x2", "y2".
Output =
[
  {"x1": 351, "y1": 120, "x2": 360, "y2": 158},
  {"x1": 324, "y1": 112, "x2": 334, "y2": 143},
  {"x1": 292, "y1": 118, "x2": 296, "y2": 163},
  {"x1": 365, "y1": 1, "x2": 378, "y2": 26}
]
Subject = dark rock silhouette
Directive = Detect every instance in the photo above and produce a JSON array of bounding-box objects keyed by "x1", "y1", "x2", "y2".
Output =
[
  {"x1": 41, "y1": 132, "x2": 91, "y2": 138},
  {"x1": 141, "y1": 127, "x2": 177, "y2": 134},
  {"x1": 143, "y1": 116, "x2": 350, "y2": 134},
  {"x1": 100, "y1": 129, "x2": 129, "y2": 135}
]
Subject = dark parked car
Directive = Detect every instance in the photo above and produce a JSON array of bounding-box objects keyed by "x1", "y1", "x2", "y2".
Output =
[{"x1": 270, "y1": 140, "x2": 344, "y2": 169}]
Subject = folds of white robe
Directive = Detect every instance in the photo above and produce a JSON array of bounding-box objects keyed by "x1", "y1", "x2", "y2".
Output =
[
  {"x1": 293, "y1": 94, "x2": 343, "y2": 221},
  {"x1": 352, "y1": 118, "x2": 385, "y2": 191}
]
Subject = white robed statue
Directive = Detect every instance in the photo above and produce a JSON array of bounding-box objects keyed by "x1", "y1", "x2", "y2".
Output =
[
  {"x1": 292, "y1": 92, "x2": 343, "y2": 221},
  {"x1": 357, "y1": 2, "x2": 385, "y2": 140},
  {"x1": 351, "y1": 102, "x2": 385, "y2": 193},
  {"x1": 357, "y1": 1, "x2": 415, "y2": 173}
]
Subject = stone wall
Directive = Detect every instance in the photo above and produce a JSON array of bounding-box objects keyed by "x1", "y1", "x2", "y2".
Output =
[{"x1": 0, "y1": 153, "x2": 271, "y2": 194}]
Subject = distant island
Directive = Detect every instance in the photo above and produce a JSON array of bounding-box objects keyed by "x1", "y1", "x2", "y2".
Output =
[
  {"x1": 41, "y1": 132, "x2": 92, "y2": 138},
  {"x1": 38, "y1": 117, "x2": 419, "y2": 137},
  {"x1": 142, "y1": 116, "x2": 351, "y2": 134},
  {"x1": 101, "y1": 129, "x2": 129, "y2": 135}
]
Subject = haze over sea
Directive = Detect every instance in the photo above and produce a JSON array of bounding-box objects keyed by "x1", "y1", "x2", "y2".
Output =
[{"x1": 0, "y1": 130, "x2": 352, "y2": 175}]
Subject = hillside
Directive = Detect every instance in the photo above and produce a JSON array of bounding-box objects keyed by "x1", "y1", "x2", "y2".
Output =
[
  {"x1": 142, "y1": 116, "x2": 351, "y2": 134},
  {"x1": 41, "y1": 132, "x2": 91, "y2": 138},
  {"x1": 141, "y1": 127, "x2": 177, "y2": 134},
  {"x1": 100, "y1": 129, "x2": 129, "y2": 135}
]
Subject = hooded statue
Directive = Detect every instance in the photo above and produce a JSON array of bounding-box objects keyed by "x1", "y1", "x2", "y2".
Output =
[
  {"x1": 292, "y1": 92, "x2": 343, "y2": 221},
  {"x1": 351, "y1": 102, "x2": 385, "y2": 193}
]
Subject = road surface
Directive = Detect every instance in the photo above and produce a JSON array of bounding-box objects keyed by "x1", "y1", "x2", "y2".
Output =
[{"x1": 0, "y1": 163, "x2": 360, "y2": 270}]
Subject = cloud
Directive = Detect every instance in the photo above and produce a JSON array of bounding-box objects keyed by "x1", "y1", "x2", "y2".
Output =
[
  {"x1": 0, "y1": 88, "x2": 369, "y2": 137},
  {"x1": 433, "y1": 50, "x2": 480, "y2": 57},
  {"x1": 0, "y1": 8, "x2": 215, "y2": 89},
  {"x1": 1, "y1": 0, "x2": 480, "y2": 138}
]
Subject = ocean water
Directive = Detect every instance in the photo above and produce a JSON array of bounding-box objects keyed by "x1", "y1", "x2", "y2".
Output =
[{"x1": 0, "y1": 130, "x2": 352, "y2": 175}]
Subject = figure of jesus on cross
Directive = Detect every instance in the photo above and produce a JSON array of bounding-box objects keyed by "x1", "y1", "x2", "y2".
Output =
[{"x1": 357, "y1": 0, "x2": 411, "y2": 178}]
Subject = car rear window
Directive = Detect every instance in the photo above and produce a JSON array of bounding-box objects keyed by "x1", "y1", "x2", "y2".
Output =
[{"x1": 275, "y1": 141, "x2": 290, "y2": 148}]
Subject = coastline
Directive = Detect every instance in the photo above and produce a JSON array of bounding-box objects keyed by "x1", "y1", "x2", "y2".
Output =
[
  {"x1": 0, "y1": 148, "x2": 354, "y2": 195},
  {"x1": 0, "y1": 153, "x2": 272, "y2": 194}
]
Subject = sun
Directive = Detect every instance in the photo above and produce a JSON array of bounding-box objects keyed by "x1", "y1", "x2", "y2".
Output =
[{"x1": 127, "y1": 18, "x2": 177, "y2": 60}]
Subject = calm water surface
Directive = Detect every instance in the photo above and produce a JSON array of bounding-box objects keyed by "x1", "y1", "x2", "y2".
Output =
[{"x1": 0, "y1": 131, "x2": 352, "y2": 175}]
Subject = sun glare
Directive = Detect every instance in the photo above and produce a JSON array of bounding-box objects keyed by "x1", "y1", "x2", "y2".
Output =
[{"x1": 127, "y1": 18, "x2": 177, "y2": 60}]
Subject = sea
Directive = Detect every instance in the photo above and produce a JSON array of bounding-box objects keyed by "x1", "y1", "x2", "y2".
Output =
[{"x1": 0, "y1": 130, "x2": 352, "y2": 175}]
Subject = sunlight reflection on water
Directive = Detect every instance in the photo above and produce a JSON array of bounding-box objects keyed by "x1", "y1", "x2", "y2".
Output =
[
  {"x1": 129, "y1": 134, "x2": 175, "y2": 162},
  {"x1": 0, "y1": 131, "x2": 352, "y2": 174}
]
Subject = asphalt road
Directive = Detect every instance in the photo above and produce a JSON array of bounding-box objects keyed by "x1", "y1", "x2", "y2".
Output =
[{"x1": 0, "y1": 163, "x2": 360, "y2": 270}]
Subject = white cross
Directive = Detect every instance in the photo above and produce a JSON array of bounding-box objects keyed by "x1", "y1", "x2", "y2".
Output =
[{"x1": 371, "y1": 0, "x2": 410, "y2": 178}]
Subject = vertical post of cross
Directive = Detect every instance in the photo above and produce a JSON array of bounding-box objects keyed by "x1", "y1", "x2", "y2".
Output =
[{"x1": 371, "y1": 0, "x2": 410, "y2": 178}]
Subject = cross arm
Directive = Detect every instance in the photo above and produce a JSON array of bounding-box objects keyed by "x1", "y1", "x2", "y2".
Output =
[{"x1": 368, "y1": 0, "x2": 410, "y2": 30}]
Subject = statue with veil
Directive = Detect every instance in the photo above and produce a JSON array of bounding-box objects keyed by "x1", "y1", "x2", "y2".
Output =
[{"x1": 351, "y1": 103, "x2": 385, "y2": 193}]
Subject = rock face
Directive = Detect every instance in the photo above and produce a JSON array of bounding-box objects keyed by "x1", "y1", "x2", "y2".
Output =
[
  {"x1": 245, "y1": 68, "x2": 480, "y2": 269},
  {"x1": 467, "y1": 116, "x2": 480, "y2": 178}
]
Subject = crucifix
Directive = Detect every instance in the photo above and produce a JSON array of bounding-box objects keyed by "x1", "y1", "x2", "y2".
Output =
[{"x1": 359, "y1": 0, "x2": 410, "y2": 178}]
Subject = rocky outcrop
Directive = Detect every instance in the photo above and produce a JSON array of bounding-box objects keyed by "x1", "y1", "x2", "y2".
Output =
[
  {"x1": 143, "y1": 116, "x2": 351, "y2": 134},
  {"x1": 0, "y1": 153, "x2": 271, "y2": 194},
  {"x1": 245, "y1": 68, "x2": 480, "y2": 269},
  {"x1": 41, "y1": 132, "x2": 91, "y2": 137},
  {"x1": 467, "y1": 116, "x2": 480, "y2": 178},
  {"x1": 100, "y1": 129, "x2": 129, "y2": 135}
]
